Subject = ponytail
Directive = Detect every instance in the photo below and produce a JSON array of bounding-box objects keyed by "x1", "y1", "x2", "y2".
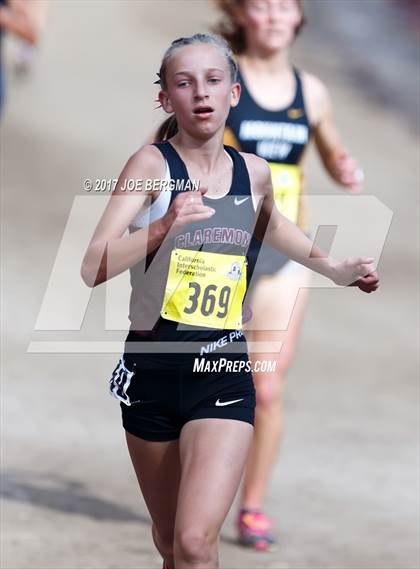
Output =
[{"x1": 154, "y1": 115, "x2": 178, "y2": 142}]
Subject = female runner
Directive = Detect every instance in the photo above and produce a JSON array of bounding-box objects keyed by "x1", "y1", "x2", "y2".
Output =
[
  {"x1": 81, "y1": 33, "x2": 377, "y2": 569},
  {"x1": 213, "y1": 0, "x2": 365, "y2": 549}
]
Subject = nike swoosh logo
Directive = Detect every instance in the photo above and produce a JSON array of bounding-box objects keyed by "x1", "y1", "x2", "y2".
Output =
[
  {"x1": 234, "y1": 197, "x2": 249, "y2": 205},
  {"x1": 215, "y1": 398, "x2": 244, "y2": 407},
  {"x1": 288, "y1": 108, "x2": 304, "y2": 119}
]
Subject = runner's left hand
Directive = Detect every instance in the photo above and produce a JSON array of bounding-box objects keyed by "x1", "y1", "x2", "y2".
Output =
[
  {"x1": 333, "y1": 152, "x2": 363, "y2": 194},
  {"x1": 331, "y1": 257, "x2": 379, "y2": 293}
]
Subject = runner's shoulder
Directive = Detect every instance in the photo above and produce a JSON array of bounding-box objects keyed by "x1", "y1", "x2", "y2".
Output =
[
  {"x1": 124, "y1": 144, "x2": 167, "y2": 181},
  {"x1": 240, "y1": 152, "x2": 271, "y2": 195},
  {"x1": 301, "y1": 71, "x2": 329, "y2": 100},
  {"x1": 112, "y1": 144, "x2": 167, "y2": 197},
  {"x1": 301, "y1": 71, "x2": 332, "y2": 124}
]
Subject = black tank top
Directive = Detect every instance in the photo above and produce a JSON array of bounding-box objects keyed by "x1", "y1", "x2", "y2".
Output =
[
  {"x1": 127, "y1": 142, "x2": 258, "y2": 350},
  {"x1": 225, "y1": 66, "x2": 311, "y2": 278},
  {"x1": 225, "y1": 66, "x2": 310, "y2": 166}
]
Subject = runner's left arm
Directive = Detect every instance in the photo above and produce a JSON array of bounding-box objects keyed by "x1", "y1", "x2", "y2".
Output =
[
  {"x1": 303, "y1": 73, "x2": 363, "y2": 194},
  {"x1": 247, "y1": 154, "x2": 378, "y2": 293}
]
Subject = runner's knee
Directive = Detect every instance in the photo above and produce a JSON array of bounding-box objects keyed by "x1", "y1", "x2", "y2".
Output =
[
  {"x1": 152, "y1": 524, "x2": 174, "y2": 558},
  {"x1": 174, "y1": 528, "x2": 216, "y2": 564},
  {"x1": 255, "y1": 374, "x2": 283, "y2": 409},
  {"x1": 276, "y1": 343, "x2": 296, "y2": 376}
]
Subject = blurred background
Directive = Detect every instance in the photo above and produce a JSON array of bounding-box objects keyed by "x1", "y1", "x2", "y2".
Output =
[{"x1": 1, "y1": 1, "x2": 419, "y2": 568}]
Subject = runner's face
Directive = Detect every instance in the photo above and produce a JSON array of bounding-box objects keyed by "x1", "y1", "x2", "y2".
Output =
[
  {"x1": 239, "y1": 0, "x2": 302, "y2": 54},
  {"x1": 159, "y1": 44, "x2": 240, "y2": 139}
]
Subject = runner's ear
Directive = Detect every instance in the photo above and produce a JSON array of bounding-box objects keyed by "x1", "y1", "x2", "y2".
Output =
[
  {"x1": 158, "y1": 90, "x2": 174, "y2": 114},
  {"x1": 230, "y1": 83, "x2": 241, "y2": 108}
]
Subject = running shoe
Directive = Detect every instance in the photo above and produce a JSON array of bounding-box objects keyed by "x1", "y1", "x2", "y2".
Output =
[{"x1": 236, "y1": 508, "x2": 277, "y2": 551}]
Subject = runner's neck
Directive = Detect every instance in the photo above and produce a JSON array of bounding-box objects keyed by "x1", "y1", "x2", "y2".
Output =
[{"x1": 239, "y1": 50, "x2": 291, "y2": 76}]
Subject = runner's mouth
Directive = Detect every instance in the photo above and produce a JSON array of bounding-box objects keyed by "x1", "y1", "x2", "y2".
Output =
[
  {"x1": 266, "y1": 28, "x2": 285, "y2": 35},
  {"x1": 193, "y1": 106, "x2": 214, "y2": 115}
]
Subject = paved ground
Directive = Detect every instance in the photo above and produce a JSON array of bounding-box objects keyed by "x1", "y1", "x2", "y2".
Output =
[{"x1": 1, "y1": 1, "x2": 419, "y2": 568}]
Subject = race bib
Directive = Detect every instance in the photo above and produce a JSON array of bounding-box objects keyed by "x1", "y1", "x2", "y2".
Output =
[
  {"x1": 269, "y1": 163, "x2": 301, "y2": 223},
  {"x1": 161, "y1": 248, "x2": 247, "y2": 329}
]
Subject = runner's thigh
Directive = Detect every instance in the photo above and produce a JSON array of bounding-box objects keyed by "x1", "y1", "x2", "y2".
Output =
[
  {"x1": 175, "y1": 418, "x2": 253, "y2": 537},
  {"x1": 126, "y1": 433, "x2": 181, "y2": 536}
]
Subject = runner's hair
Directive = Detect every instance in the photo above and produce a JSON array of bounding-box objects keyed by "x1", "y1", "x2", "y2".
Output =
[
  {"x1": 212, "y1": 0, "x2": 305, "y2": 55},
  {"x1": 154, "y1": 33, "x2": 238, "y2": 142}
]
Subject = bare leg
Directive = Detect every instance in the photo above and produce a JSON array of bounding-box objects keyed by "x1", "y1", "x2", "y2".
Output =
[
  {"x1": 243, "y1": 265, "x2": 310, "y2": 510},
  {"x1": 125, "y1": 432, "x2": 181, "y2": 569},
  {"x1": 174, "y1": 419, "x2": 253, "y2": 568}
]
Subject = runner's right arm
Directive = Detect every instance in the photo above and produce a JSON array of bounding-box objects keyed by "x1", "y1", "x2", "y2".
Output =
[
  {"x1": 0, "y1": 0, "x2": 46, "y2": 44},
  {"x1": 81, "y1": 145, "x2": 214, "y2": 288}
]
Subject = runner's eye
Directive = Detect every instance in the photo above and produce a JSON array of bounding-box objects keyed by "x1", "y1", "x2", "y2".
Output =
[
  {"x1": 250, "y1": 1, "x2": 268, "y2": 14},
  {"x1": 177, "y1": 81, "x2": 191, "y2": 88},
  {"x1": 278, "y1": 0, "x2": 294, "y2": 12},
  {"x1": 208, "y1": 77, "x2": 221, "y2": 84}
]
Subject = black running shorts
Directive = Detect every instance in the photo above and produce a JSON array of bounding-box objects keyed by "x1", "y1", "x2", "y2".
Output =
[{"x1": 108, "y1": 352, "x2": 256, "y2": 442}]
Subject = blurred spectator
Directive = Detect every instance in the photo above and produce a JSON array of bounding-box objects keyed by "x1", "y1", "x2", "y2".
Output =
[{"x1": 0, "y1": 0, "x2": 47, "y2": 114}]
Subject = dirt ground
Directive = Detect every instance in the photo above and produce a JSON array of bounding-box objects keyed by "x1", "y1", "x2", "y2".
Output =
[{"x1": 1, "y1": 1, "x2": 419, "y2": 568}]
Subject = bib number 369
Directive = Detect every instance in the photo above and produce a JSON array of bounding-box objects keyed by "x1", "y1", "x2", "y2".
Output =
[
  {"x1": 184, "y1": 283, "x2": 231, "y2": 318},
  {"x1": 160, "y1": 248, "x2": 247, "y2": 329}
]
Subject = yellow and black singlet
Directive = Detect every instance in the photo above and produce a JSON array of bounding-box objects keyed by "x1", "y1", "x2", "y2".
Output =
[{"x1": 225, "y1": 66, "x2": 311, "y2": 277}]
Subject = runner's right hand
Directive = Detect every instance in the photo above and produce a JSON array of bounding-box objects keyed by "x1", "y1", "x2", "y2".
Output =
[{"x1": 163, "y1": 186, "x2": 215, "y2": 235}]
